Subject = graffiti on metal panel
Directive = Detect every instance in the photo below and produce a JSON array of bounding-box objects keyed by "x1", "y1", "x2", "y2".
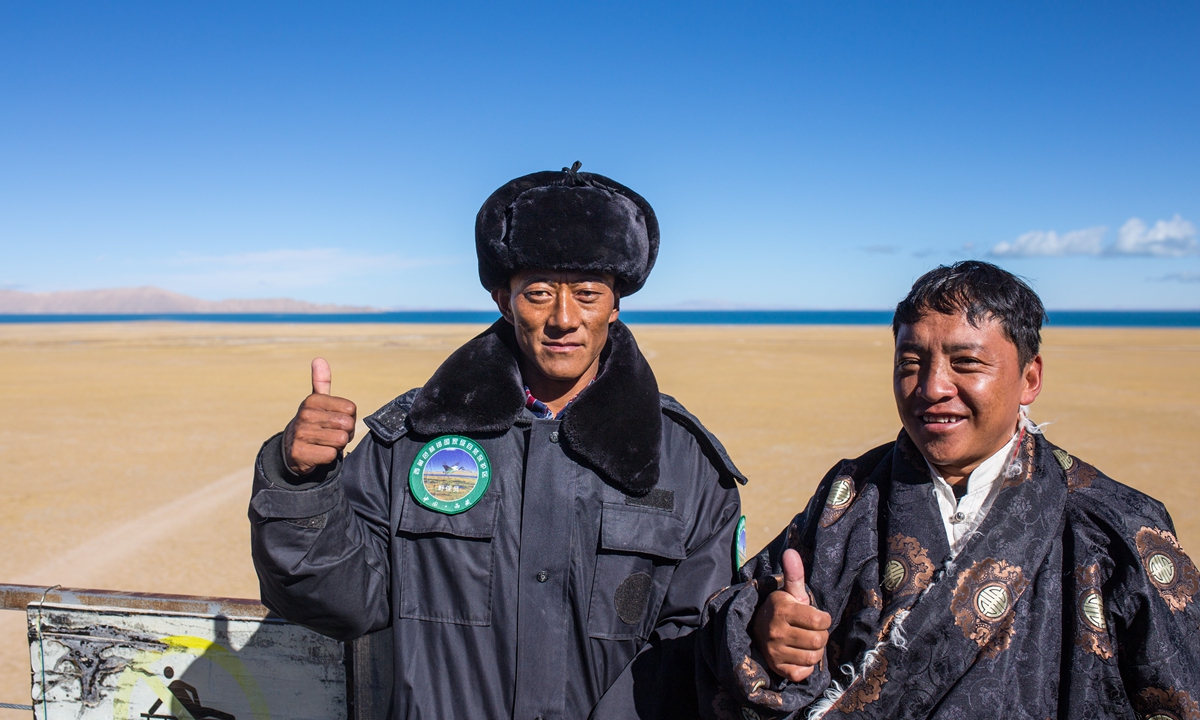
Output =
[{"x1": 111, "y1": 635, "x2": 269, "y2": 720}]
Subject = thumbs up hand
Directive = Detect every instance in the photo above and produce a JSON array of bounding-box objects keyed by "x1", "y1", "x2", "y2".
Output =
[
  {"x1": 283, "y1": 358, "x2": 358, "y2": 476},
  {"x1": 750, "y1": 549, "x2": 832, "y2": 683}
]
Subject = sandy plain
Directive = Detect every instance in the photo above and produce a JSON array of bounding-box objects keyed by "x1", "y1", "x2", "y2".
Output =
[{"x1": 1, "y1": 321, "x2": 1198, "y2": 708}]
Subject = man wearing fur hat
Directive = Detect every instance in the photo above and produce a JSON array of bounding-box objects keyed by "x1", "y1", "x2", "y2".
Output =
[
  {"x1": 697, "y1": 261, "x2": 1200, "y2": 720},
  {"x1": 249, "y1": 163, "x2": 745, "y2": 718}
]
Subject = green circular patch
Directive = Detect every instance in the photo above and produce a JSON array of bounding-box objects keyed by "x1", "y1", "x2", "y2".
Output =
[{"x1": 409, "y1": 435, "x2": 491, "y2": 515}]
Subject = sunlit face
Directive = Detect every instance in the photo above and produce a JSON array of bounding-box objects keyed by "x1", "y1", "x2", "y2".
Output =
[
  {"x1": 492, "y1": 270, "x2": 619, "y2": 384},
  {"x1": 893, "y1": 311, "x2": 1043, "y2": 480}
]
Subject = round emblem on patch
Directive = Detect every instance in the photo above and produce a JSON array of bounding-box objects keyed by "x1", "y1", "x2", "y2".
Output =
[
  {"x1": 1145, "y1": 715, "x2": 1179, "y2": 720},
  {"x1": 882, "y1": 559, "x2": 906, "y2": 593},
  {"x1": 1147, "y1": 553, "x2": 1176, "y2": 586},
  {"x1": 827, "y1": 477, "x2": 854, "y2": 509},
  {"x1": 975, "y1": 583, "x2": 1010, "y2": 620},
  {"x1": 408, "y1": 435, "x2": 491, "y2": 515},
  {"x1": 1080, "y1": 589, "x2": 1107, "y2": 631}
]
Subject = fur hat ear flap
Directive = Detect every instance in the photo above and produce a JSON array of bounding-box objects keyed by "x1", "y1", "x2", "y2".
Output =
[{"x1": 476, "y1": 162, "x2": 659, "y2": 295}]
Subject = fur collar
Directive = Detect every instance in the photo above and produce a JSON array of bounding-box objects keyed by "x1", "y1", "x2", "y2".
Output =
[{"x1": 407, "y1": 319, "x2": 662, "y2": 496}]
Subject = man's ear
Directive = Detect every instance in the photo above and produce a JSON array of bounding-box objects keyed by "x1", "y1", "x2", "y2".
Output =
[
  {"x1": 1020, "y1": 354, "x2": 1044, "y2": 406},
  {"x1": 609, "y1": 292, "x2": 620, "y2": 324},
  {"x1": 492, "y1": 287, "x2": 514, "y2": 325}
]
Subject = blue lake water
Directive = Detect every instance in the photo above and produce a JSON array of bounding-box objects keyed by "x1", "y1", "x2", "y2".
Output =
[{"x1": 1, "y1": 310, "x2": 1199, "y2": 327}]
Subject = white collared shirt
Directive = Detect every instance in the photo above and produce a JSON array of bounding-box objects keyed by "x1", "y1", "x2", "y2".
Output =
[{"x1": 925, "y1": 432, "x2": 1018, "y2": 557}]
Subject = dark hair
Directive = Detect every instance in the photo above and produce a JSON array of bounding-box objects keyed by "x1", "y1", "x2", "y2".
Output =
[{"x1": 892, "y1": 261, "x2": 1047, "y2": 366}]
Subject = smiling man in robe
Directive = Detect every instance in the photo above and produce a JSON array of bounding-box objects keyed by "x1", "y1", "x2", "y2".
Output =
[{"x1": 698, "y1": 261, "x2": 1200, "y2": 720}]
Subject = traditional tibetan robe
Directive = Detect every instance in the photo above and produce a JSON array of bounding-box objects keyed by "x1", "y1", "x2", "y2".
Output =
[{"x1": 697, "y1": 429, "x2": 1200, "y2": 720}]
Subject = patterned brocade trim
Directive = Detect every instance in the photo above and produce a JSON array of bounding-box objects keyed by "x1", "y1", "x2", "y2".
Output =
[
  {"x1": 738, "y1": 655, "x2": 785, "y2": 709},
  {"x1": 1073, "y1": 564, "x2": 1114, "y2": 659},
  {"x1": 881, "y1": 534, "x2": 935, "y2": 598},
  {"x1": 1135, "y1": 527, "x2": 1200, "y2": 613},
  {"x1": 1135, "y1": 686, "x2": 1200, "y2": 720},
  {"x1": 819, "y1": 462, "x2": 857, "y2": 528},
  {"x1": 951, "y1": 558, "x2": 1029, "y2": 658},
  {"x1": 834, "y1": 654, "x2": 888, "y2": 712},
  {"x1": 1051, "y1": 447, "x2": 1099, "y2": 491}
]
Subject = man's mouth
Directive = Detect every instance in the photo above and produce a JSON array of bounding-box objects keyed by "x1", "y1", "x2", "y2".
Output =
[
  {"x1": 921, "y1": 414, "x2": 966, "y2": 427},
  {"x1": 542, "y1": 342, "x2": 583, "y2": 353}
]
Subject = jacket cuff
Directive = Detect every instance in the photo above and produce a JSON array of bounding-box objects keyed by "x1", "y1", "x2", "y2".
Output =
[
  {"x1": 700, "y1": 575, "x2": 830, "y2": 716},
  {"x1": 260, "y1": 432, "x2": 341, "y2": 491}
]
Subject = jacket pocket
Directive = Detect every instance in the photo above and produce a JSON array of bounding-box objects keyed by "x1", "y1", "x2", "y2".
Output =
[
  {"x1": 588, "y1": 503, "x2": 686, "y2": 640},
  {"x1": 396, "y1": 489, "x2": 499, "y2": 626}
]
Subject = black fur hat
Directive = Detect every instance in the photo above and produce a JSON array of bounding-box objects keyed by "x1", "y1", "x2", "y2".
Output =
[{"x1": 476, "y1": 162, "x2": 660, "y2": 296}]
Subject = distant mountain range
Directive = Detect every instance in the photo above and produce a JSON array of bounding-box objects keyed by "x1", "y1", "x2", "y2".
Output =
[{"x1": 0, "y1": 286, "x2": 379, "y2": 314}]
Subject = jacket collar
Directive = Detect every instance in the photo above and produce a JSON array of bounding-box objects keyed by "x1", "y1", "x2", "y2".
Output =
[{"x1": 407, "y1": 319, "x2": 662, "y2": 496}]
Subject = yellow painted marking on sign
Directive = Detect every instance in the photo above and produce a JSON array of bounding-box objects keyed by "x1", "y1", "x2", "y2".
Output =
[{"x1": 110, "y1": 634, "x2": 271, "y2": 720}]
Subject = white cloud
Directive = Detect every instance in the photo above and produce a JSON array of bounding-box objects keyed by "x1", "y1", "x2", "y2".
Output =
[
  {"x1": 1158, "y1": 271, "x2": 1200, "y2": 283},
  {"x1": 990, "y1": 215, "x2": 1198, "y2": 259},
  {"x1": 1112, "y1": 215, "x2": 1198, "y2": 257},
  {"x1": 990, "y1": 226, "x2": 1106, "y2": 257}
]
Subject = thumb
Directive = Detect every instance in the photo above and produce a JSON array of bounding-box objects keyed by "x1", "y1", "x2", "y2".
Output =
[
  {"x1": 311, "y1": 357, "x2": 332, "y2": 396},
  {"x1": 781, "y1": 548, "x2": 810, "y2": 604}
]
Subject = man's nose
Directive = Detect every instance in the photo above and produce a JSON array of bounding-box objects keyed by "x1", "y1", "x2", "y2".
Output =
[
  {"x1": 917, "y1": 361, "x2": 956, "y2": 401},
  {"x1": 547, "y1": 289, "x2": 582, "y2": 330}
]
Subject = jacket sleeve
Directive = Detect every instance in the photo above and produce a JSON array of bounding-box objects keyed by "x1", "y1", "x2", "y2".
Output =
[
  {"x1": 589, "y1": 461, "x2": 742, "y2": 719},
  {"x1": 1106, "y1": 504, "x2": 1200, "y2": 717},
  {"x1": 248, "y1": 431, "x2": 392, "y2": 641},
  {"x1": 695, "y1": 480, "x2": 834, "y2": 720}
]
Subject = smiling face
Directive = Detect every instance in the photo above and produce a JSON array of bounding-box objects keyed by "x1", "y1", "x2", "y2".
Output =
[
  {"x1": 492, "y1": 270, "x2": 619, "y2": 407},
  {"x1": 893, "y1": 310, "x2": 1043, "y2": 484}
]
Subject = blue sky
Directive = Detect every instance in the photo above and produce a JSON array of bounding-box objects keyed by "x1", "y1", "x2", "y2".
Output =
[{"x1": 1, "y1": 2, "x2": 1197, "y2": 309}]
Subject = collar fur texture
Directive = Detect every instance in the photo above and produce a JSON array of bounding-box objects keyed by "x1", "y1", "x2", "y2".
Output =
[{"x1": 407, "y1": 318, "x2": 662, "y2": 496}]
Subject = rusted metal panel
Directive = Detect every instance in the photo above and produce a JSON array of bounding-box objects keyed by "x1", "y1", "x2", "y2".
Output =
[
  {"x1": 28, "y1": 602, "x2": 346, "y2": 720},
  {"x1": 1, "y1": 584, "x2": 269, "y2": 619}
]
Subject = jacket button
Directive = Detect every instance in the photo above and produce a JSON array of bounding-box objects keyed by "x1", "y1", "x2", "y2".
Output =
[
  {"x1": 549, "y1": 431, "x2": 559, "y2": 443},
  {"x1": 536, "y1": 571, "x2": 549, "y2": 583}
]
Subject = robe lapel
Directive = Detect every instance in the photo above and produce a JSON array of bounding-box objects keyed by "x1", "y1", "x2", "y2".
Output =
[{"x1": 822, "y1": 431, "x2": 1068, "y2": 719}]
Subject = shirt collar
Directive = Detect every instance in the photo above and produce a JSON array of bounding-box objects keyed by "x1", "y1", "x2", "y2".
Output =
[
  {"x1": 925, "y1": 431, "x2": 1019, "y2": 495},
  {"x1": 524, "y1": 381, "x2": 592, "y2": 420}
]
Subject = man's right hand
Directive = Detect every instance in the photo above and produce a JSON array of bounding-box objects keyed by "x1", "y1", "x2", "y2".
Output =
[
  {"x1": 750, "y1": 548, "x2": 832, "y2": 683},
  {"x1": 283, "y1": 358, "x2": 358, "y2": 476}
]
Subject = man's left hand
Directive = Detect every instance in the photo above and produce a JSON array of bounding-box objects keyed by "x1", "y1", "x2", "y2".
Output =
[{"x1": 750, "y1": 549, "x2": 831, "y2": 683}]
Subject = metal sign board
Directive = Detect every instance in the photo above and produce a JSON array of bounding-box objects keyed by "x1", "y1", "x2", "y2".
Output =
[{"x1": 27, "y1": 602, "x2": 347, "y2": 720}]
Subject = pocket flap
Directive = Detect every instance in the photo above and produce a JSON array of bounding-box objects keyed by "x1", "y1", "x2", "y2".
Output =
[
  {"x1": 397, "y1": 489, "x2": 499, "y2": 539},
  {"x1": 600, "y1": 503, "x2": 686, "y2": 560}
]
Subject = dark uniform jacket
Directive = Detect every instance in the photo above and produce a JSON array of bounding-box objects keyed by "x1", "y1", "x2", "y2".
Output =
[
  {"x1": 250, "y1": 320, "x2": 745, "y2": 719},
  {"x1": 697, "y1": 429, "x2": 1200, "y2": 720}
]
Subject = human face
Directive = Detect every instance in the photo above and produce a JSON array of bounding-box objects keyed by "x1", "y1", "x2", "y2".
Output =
[
  {"x1": 893, "y1": 311, "x2": 1043, "y2": 484},
  {"x1": 492, "y1": 270, "x2": 619, "y2": 399}
]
